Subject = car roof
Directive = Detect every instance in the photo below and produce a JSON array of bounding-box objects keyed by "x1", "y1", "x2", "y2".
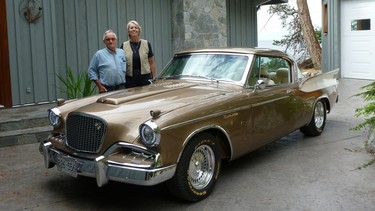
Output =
[{"x1": 176, "y1": 47, "x2": 290, "y2": 58}]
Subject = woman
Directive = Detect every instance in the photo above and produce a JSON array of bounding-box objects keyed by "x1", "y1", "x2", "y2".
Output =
[{"x1": 121, "y1": 20, "x2": 156, "y2": 88}]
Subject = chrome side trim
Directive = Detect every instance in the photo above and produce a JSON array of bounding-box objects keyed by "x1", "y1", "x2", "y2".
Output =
[
  {"x1": 251, "y1": 96, "x2": 289, "y2": 107},
  {"x1": 163, "y1": 105, "x2": 250, "y2": 131}
]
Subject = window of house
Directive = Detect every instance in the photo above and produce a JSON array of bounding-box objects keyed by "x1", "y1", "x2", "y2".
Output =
[
  {"x1": 323, "y1": 4, "x2": 328, "y2": 34},
  {"x1": 351, "y1": 19, "x2": 371, "y2": 31}
]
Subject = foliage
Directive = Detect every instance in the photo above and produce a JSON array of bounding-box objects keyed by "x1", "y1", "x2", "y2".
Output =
[
  {"x1": 267, "y1": 4, "x2": 321, "y2": 65},
  {"x1": 315, "y1": 27, "x2": 322, "y2": 43},
  {"x1": 262, "y1": 57, "x2": 288, "y2": 71},
  {"x1": 352, "y1": 81, "x2": 375, "y2": 131},
  {"x1": 56, "y1": 67, "x2": 96, "y2": 99},
  {"x1": 354, "y1": 158, "x2": 375, "y2": 170}
]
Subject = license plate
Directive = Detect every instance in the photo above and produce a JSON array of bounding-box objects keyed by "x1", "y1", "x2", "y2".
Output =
[{"x1": 55, "y1": 154, "x2": 78, "y2": 177}]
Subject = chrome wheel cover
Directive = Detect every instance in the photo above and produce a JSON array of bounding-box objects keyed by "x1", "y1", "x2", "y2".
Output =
[
  {"x1": 188, "y1": 144, "x2": 215, "y2": 190},
  {"x1": 314, "y1": 101, "x2": 325, "y2": 128}
]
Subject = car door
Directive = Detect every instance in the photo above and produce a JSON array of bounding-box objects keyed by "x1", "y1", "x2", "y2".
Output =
[{"x1": 244, "y1": 56, "x2": 297, "y2": 151}]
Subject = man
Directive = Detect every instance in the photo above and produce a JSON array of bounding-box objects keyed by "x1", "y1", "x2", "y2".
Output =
[{"x1": 88, "y1": 30, "x2": 126, "y2": 93}]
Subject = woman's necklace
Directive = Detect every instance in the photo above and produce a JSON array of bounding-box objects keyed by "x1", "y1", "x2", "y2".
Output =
[{"x1": 130, "y1": 41, "x2": 140, "y2": 53}]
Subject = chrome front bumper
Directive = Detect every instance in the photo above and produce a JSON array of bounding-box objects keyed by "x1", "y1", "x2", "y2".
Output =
[{"x1": 39, "y1": 141, "x2": 176, "y2": 187}]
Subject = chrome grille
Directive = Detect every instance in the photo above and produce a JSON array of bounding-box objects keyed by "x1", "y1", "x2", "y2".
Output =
[{"x1": 66, "y1": 113, "x2": 107, "y2": 153}]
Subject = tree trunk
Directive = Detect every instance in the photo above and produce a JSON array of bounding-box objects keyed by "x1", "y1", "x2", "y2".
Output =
[{"x1": 296, "y1": 0, "x2": 322, "y2": 70}]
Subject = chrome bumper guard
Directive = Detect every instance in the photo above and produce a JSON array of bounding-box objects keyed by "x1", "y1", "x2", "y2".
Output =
[{"x1": 39, "y1": 141, "x2": 176, "y2": 187}]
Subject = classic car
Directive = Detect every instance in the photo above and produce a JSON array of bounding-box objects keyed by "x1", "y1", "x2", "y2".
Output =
[{"x1": 40, "y1": 48, "x2": 339, "y2": 201}]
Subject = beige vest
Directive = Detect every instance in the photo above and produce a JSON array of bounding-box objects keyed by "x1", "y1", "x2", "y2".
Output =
[{"x1": 123, "y1": 39, "x2": 151, "y2": 77}]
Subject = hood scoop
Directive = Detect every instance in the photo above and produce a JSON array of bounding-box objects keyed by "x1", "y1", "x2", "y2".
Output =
[{"x1": 96, "y1": 82, "x2": 198, "y2": 105}]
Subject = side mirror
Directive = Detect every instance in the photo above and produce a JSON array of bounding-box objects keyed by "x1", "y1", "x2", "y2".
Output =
[
  {"x1": 244, "y1": 79, "x2": 266, "y2": 90},
  {"x1": 255, "y1": 80, "x2": 266, "y2": 90}
]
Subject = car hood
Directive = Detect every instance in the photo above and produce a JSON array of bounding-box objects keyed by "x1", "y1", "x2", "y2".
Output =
[{"x1": 61, "y1": 80, "x2": 240, "y2": 143}]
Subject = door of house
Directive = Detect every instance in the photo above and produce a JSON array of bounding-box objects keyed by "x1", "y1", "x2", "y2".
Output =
[{"x1": 341, "y1": 0, "x2": 375, "y2": 79}]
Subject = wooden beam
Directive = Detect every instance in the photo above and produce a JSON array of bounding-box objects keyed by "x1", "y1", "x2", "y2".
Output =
[{"x1": 0, "y1": 0, "x2": 12, "y2": 107}]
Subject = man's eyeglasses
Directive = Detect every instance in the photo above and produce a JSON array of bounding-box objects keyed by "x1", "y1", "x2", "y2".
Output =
[{"x1": 105, "y1": 38, "x2": 116, "y2": 41}]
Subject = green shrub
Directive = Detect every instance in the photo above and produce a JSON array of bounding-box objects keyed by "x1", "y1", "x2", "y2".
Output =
[
  {"x1": 352, "y1": 81, "x2": 375, "y2": 131},
  {"x1": 56, "y1": 67, "x2": 96, "y2": 99}
]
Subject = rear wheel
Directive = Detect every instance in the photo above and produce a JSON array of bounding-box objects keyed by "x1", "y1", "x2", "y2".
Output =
[
  {"x1": 300, "y1": 99, "x2": 326, "y2": 136},
  {"x1": 167, "y1": 133, "x2": 221, "y2": 202}
]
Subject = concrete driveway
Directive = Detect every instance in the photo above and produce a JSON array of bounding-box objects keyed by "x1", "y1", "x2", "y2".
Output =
[{"x1": 0, "y1": 78, "x2": 374, "y2": 210}]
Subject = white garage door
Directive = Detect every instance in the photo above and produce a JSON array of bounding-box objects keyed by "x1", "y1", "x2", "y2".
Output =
[{"x1": 341, "y1": 0, "x2": 375, "y2": 79}]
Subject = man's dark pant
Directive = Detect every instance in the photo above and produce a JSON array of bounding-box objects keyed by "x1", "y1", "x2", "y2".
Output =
[
  {"x1": 104, "y1": 84, "x2": 126, "y2": 92},
  {"x1": 126, "y1": 74, "x2": 152, "y2": 88}
]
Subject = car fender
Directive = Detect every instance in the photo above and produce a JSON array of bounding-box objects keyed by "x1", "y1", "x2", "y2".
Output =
[{"x1": 176, "y1": 124, "x2": 234, "y2": 163}]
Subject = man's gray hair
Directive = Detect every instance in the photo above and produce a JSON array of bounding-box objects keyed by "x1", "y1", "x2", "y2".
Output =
[{"x1": 102, "y1": 29, "x2": 117, "y2": 41}]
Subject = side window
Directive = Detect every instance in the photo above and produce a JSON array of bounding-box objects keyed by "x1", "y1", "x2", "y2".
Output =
[
  {"x1": 268, "y1": 57, "x2": 290, "y2": 84},
  {"x1": 248, "y1": 57, "x2": 261, "y2": 86},
  {"x1": 247, "y1": 56, "x2": 291, "y2": 86}
]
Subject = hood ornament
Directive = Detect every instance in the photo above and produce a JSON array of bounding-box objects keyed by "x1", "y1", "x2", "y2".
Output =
[{"x1": 150, "y1": 110, "x2": 161, "y2": 119}]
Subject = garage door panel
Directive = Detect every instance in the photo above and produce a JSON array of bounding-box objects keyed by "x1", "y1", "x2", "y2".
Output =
[
  {"x1": 341, "y1": 0, "x2": 375, "y2": 79},
  {"x1": 343, "y1": 63, "x2": 371, "y2": 78},
  {"x1": 351, "y1": 63, "x2": 371, "y2": 71},
  {"x1": 348, "y1": 39, "x2": 371, "y2": 50},
  {"x1": 351, "y1": 53, "x2": 371, "y2": 63}
]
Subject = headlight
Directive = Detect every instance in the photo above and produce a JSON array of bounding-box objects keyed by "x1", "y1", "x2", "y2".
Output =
[
  {"x1": 139, "y1": 121, "x2": 160, "y2": 147},
  {"x1": 48, "y1": 108, "x2": 61, "y2": 127}
]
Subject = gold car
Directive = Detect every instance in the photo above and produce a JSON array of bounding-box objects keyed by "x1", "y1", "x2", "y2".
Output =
[{"x1": 40, "y1": 48, "x2": 339, "y2": 201}]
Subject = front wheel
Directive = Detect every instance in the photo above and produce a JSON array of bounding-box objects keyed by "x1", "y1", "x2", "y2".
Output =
[
  {"x1": 167, "y1": 133, "x2": 221, "y2": 202},
  {"x1": 300, "y1": 99, "x2": 326, "y2": 136}
]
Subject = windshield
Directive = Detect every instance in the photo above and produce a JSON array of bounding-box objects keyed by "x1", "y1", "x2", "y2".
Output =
[{"x1": 159, "y1": 54, "x2": 249, "y2": 82}]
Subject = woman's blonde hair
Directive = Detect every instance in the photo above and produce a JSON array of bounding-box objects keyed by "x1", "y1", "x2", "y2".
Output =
[{"x1": 127, "y1": 20, "x2": 142, "y2": 39}]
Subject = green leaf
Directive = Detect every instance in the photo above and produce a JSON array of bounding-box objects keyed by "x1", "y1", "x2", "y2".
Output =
[
  {"x1": 56, "y1": 66, "x2": 97, "y2": 99},
  {"x1": 352, "y1": 81, "x2": 375, "y2": 131}
]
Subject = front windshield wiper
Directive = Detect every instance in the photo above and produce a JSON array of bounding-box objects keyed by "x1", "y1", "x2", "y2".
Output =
[
  {"x1": 162, "y1": 74, "x2": 216, "y2": 81},
  {"x1": 162, "y1": 74, "x2": 192, "y2": 79}
]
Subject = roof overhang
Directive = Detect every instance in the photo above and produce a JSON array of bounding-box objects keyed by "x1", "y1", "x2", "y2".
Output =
[{"x1": 256, "y1": 0, "x2": 288, "y2": 6}]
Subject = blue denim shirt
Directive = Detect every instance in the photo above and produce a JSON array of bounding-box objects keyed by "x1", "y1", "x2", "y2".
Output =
[{"x1": 88, "y1": 48, "x2": 126, "y2": 86}]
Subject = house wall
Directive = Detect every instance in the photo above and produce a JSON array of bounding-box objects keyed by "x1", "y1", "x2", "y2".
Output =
[
  {"x1": 172, "y1": 0, "x2": 228, "y2": 52},
  {"x1": 6, "y1": 0, "x2": 172, "y2": 106},
  {"x1": 227, "y1": 0, "x2": 258, "y2": 47},
  {"x1": 4, "y1": 0, "x2": 271, "y2": 107},
  {"x1": 321, "y1": 0, "x2": 341, "y2": 75},
  {"x1": 171, "y1": 0, "x2": 260, "y2": 51}
]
